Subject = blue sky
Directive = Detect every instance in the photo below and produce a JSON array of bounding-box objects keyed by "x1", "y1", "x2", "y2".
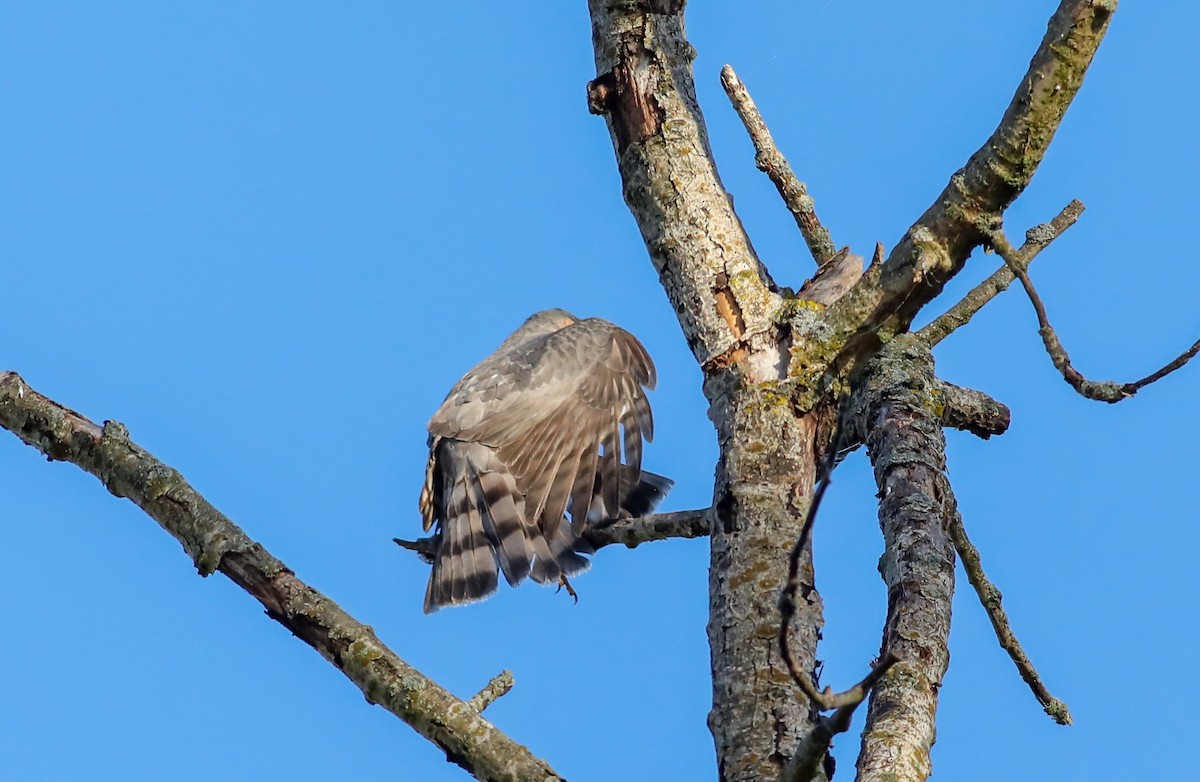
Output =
[{"x1": 2, "y1": 2, "x2": 1196, "y2": 780}]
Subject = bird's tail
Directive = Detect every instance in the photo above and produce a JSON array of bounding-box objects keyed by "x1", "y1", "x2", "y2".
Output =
[
  {"x1": 619, "y1": 468, "x2": 673, "y2": 517},
  {"x1": 579, "y1": 466, "x2": 674, "y2": 530},
  {"x1": 424, "y1": 440, "x2": 542, "y2": 613}
]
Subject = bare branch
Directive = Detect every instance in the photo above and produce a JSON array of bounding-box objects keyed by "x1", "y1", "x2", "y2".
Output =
[
  {"x1": 585, "y1": 509, "x2": 711, "y2": 549},
  {"x1": 781, "y1": 653, "x2": 899, "y2": 782},
  {"x1": 468, "y1": 671, "x2": 515, "y2": 714},
  {"x1": 394, "y1": 509, "x2": 712, "y2": 562},
  {"x1": 393, "y1": 535, "x2": 438, "y2": 559},
  {"x1": 1125, "y1": 339, "x2": 1200, "y2": 393},
  {"x1": 779, "y1": 396, "x2": 888, "y2": 717},
  {"x1": 586, "y1": 0, "x2": 778, "y2": 373},
  {"x1": 0, "y1": 372, "x2": 563, "y2": 782},
  {"x1": 779, "y1": 397, "x2": 846, "y2": 709},
  {"x1": 937, "y1": 382, "x2": 1011, "y2": 439},
  {"x1": 720, "y1": 64, "x2": 837, "y2": 265},
  {"x1": 919, "y1": 200, "x2": 1086, "y2": 346},
  {"x1": 987, "y1": 229, "x2": 1200, "y2": 402},
  {"x1": 808, "y1": 0, "x2": 1117, "y2": 374},
  {"x1": 946, "y1": 506, "x2": 1072, "y2": 725},
  {"x1": 852, "y1": 336, "x2": 956, "y2": 782}
]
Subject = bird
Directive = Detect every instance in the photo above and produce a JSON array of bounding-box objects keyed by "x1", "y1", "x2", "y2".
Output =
[{"x1": 416, "y1": 308, "x2": 672, "y2": 613}]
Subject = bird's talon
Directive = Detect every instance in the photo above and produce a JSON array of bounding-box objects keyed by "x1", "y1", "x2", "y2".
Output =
[{"x1": 558, "y1": 575, "x2": 579, "y2": 604}]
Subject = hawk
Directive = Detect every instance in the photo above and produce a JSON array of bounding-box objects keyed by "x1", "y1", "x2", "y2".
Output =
[{"x1": 418, "y1": 309, "x2": 672, "y2": 613}]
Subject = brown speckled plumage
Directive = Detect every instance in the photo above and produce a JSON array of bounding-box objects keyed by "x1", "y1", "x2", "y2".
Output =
[{"x1": 419, "y1": 309, "x2": 671, "y2": 612}]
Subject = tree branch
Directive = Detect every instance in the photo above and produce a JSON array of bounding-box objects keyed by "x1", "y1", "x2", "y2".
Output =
[
  {"x1": 803, "y1": 0, "x2": 1117, "y2": 376},
  {"x1": 946, "y1": 505, "x2": 1072, "y2": 725},
  {"x1": 937, "y1": 382, "x2": 1011, "y2": 439},
  {"x1": 781, "y1": 653, "x2": 899, "y2": 782},
  {"x1": 918, "y1": 200, "x2": 1086, "y2": 347},
  {"x1": 586, "y1": 509, "x2": 712, "y2": 549},
  {"x1": 850, "y1": 336, "x2": 956, "y2": 782},
  {"x1": 394, "y1": 509, "x2": 711, "y2": 562},
  {"x1": 986, "y1": 228, "x2": 1200, "y2": 402},
  {"x1": 779, "y1": 396, "x2": 877, "y2": 712},
  {"x1": 468, "y1": 671, "x2": 515, "y2": 714},
  {"x1": 586, "y1": 0, "x2": 779, "y2": 375},
  {"x1": 0, "y1": 371, "x2": 563, "y2": 782},
  {"x1": 720, "y1": 64, "x2": 837, "y2": 266}
]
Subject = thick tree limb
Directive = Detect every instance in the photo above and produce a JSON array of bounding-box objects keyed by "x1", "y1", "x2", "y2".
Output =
[
  {"x1": 720, "y1": 64, "x2": 837, "y2": 266},
  {"x1": 803, "y1": 0, "x2": 1117, "y2": 377},
  {"x1": 918, "y1": 200, "x2": 1086, "y2": 347},
  {"x1": 849, "y1": 337, "x2": 957, "y2": 782},
  {"x1": 587, "y1": 5, "x2": 829, "y2": 779},
  {"x1": 586, "y1": 0, "x2": 779, "y2": 376},
  {"x1": 946, "y1": 506, "x2": 1072, "y2": 725},
  {"x1": 987, "y1": 229, "x2": 1200, "y2": 402},
  {"x1": 0, "y1": 372, "x2": 562, "y2": 782}
]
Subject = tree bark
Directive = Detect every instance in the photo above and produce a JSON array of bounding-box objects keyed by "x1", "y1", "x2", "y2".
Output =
[
  {"x1": 850, "y1": 337, "x2": 956, "y2": 782},
  {"x1": 585, "y1": 2, "x2": 829, "y2": 778},
  {"x1": 708, "y1": 384, "x2": 824, "y2": 781}
]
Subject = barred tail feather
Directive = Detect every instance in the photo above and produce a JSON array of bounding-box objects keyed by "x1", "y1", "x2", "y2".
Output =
[
  {"x1": 619, "y1": 468, "x2": 673, "y2": 518},
  {"x1": 425, "y1": 440, "x2": 555, "y2": 612},
  {"x1": 423, "y1": 469, "x2": 501, "y2": 613}
]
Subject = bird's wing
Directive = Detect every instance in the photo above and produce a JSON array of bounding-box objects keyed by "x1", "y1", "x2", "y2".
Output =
[{"x1": 428, "y1": 318, "x2": 656, "y2": 537}]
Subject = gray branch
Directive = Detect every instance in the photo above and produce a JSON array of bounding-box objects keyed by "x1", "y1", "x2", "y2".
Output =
[
  {"x1": 720, "y1": 64, "x2": 838, "y2": 266},
  {"x1": 946, "y1": 505, "x2": 1072, "y2": 725},
  {"x1": 799, "y1": 0, "x2": 1118, "y2": 378},
  {"x1": 0, "y1": 372, "x2": 562, "y2": 782},
  {"x1": 937, "y1": 382, "x2": 1010, "y2": 439},
  {"x1": 395, "y1": 509, "x2": 712, "y2": 562},
  {"x1": 918, "y1": 200, "x2": 1086, "y2": 347},
  {"x1": 586, "y1": 509, "x2": 711, "y2": 549},
  {"x1": 986, "y1": 227, "x2": 1200, "y2": 402},
  {"x1": 849, "y1": 337, "x2": 957, "y2": 782},
  {"x1": 782, "y1": 654, "x2": 899, "y2": 782},
  {"x1": 468, "y1": 671, "x2": 516, "y2": 714}
]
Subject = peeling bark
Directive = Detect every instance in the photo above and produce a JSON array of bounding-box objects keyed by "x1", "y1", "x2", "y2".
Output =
[{"x1": 586, "y1": 0, "x2": 779, "y2": 375}]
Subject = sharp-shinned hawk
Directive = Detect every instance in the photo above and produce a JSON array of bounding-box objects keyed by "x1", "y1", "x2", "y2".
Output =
[{"x1": 418, "y1": 309, "x2": 672, "y2": 612}]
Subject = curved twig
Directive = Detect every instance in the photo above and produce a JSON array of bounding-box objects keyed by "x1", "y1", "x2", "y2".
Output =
[{"x1": 986, "y1": 229, "x2": 1200, "y2": 402}]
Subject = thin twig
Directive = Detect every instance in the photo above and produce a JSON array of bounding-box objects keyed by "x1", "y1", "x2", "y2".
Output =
[
  {"x1": 467, "y1": 670, "x2": 515, "y2": 713},
  {"x1": 779, "y1": 395, "x2": 881, "y2": 711},
  {"x1": 393, "y1": 508, "x2": 712, "y2": 561},
  {"x1": 720, "y1": 64, "x2": 837, "y2": 265},
  {"x1": 945, "y1": 506, "x2": 1072, "y2": 725},
  {"x1": 1125, "y1": 337, "x2": 1200, "y2": 393},
  {"x1": 781, "y1": 653, "x2": 900, "y2": 782},
  {"x1": 918, "y1": 200, "x2": 1085, "y2": 347},
  {"x1": 987, "y1": 229, "x2": 1200, "y2": 402}
]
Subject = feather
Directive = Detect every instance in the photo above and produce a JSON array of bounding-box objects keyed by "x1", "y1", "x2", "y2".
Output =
[{"x1": 416, "y1": 310, "x2": 672, "y2": 610}]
